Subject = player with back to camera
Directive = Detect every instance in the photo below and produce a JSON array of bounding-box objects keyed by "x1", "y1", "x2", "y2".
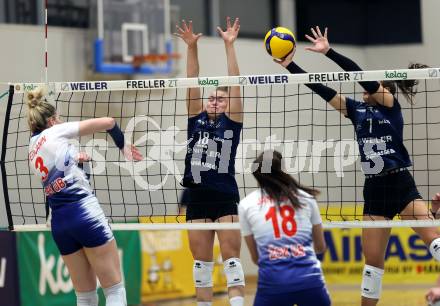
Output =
[
  {"x1": 174, "y1": 17, "x2": 245, "y2": 306},
  {"x1": 26, "y1": 87, "x2": 142, "y2": 306},
  {"x1": 239, "y1": 150, "x2": 330, "y2": 306},
  {"x1": 273, "y1": 26, "x2": 440, "y2": 306}
]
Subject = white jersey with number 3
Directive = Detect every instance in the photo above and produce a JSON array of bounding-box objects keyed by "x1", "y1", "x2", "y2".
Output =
[
  {"x1": 238, "y1": 189, "x2": 325, "y2": 294},
  {"x1": 28, "y1": 122, "x2": 93, "y2": 207}
]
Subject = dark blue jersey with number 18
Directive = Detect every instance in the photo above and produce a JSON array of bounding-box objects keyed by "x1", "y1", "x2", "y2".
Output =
[
  {"x1": 345, "y1": 97, "x2": 412, "y2": 174},
  {"x1": 182, "y1": 111, "x2": 242, "y2": 195}
]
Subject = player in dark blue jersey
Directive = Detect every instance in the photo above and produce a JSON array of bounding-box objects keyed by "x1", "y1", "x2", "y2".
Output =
[
  {"x1": 27, "y1": 86, "x2": 142, "y2": 306},
  {"x1": 175, "y1": 17, "x2": 245, "y2": 306},
  {"x1": 274, "y1": 26, "x2": 440, "y2": 306}
]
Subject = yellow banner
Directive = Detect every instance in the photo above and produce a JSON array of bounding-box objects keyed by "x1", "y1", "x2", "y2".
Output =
[
  {"x1": 321, "y1": 206, "x2": 439, "y2": 284},
  {"x1": 139, "y1": 217, "x2": 227, "y2": 302}
]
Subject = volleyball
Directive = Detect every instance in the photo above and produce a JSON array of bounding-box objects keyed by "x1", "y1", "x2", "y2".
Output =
[{"x1": 264, "y1": 27, "x2": 296, "y2": 59}]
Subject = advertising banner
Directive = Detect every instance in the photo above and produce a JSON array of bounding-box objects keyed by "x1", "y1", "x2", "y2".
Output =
[
  {"x1": 140, "y1": 229, "x2": 227, "y2": 302},
  {"x1": 17, "y1": 230, "x2": 141, "y2": 306},
  {"x1": 0, "y1": 231, "x2": 20, "y2": 306},
  {"x1": 321, "y1": 205, "x2": 439, "y2": 284}
]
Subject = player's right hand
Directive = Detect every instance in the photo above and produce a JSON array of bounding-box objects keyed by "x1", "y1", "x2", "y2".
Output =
[
  {"x1": 174, "y1": 20, "x2": 202, "y2": 47},
  {"x1": 123, "y1": 144, "x2": 143, "y2": 161},
  {"x1": 273, "y1": 48, "x2": 296, "y2": 68}
]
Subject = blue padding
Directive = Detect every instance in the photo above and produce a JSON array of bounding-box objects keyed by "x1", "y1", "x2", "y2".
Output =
[
  {"x1": 94, "y1": 39, "x2": 174, "y2": 74},
  {"x1": 94, "y1": 39, "x2": 104, "y2": 72},
  {"x1": 265, "y1": 29, "x2": 276, "y2": 55},
  {"x1": 274, "y1": 32, "x2": 295, "y2": 43}
]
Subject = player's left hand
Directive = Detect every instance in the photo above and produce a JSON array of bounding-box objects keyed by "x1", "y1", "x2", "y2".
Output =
[
  {"x1": 426, "y1": 287, "x2": 440, "y2": 304},
  {"x1": 76, "y1": 152, "x2": 91, "y2": 163},
  {"x1": 123, "y1": 144, "x2": 143, "y2": 161},
  {"x1": 305, "y1": 26, "x2": 330, "y2": 54},
  {"x1": 217, "y1": 17, "x2": 240, "y2": 45}
]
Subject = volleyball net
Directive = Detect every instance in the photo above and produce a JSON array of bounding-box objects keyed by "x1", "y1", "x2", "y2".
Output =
[{"x1": 2, "y1": 67, "x2": 440, "y2": 230}]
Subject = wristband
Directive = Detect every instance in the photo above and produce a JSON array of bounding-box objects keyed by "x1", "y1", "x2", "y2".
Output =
[
  {"x1": 285, "y1": 62, "x2": 337, "y2": 102},
  {"x1": 325, "y1": 48, "x2": 380, "y2": 94},
  {"x1": 107, "y1": 123, "x2": 125, "y2": 149}
]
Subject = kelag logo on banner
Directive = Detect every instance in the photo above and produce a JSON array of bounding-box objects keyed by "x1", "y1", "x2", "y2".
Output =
[
  {"x1": 0, "y1": 232, "x2": 20, "y2": 306},
  {"x1": 18, "y1": 231, "x2": 141, "y2": 306}
]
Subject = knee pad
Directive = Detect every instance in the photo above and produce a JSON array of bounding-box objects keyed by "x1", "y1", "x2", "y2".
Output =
[
  {"x1": 193, "y1": 260, "x2": 214, "y2": 288},
  {"x1": 103, "y1": 282, "x2": 127, "y2": 306},
  {"x1": 229, "y1": 296, "x2": 244, "y2": 306},
  {"x1": 430, "y1": 238, "x2": 440, "y2": 261},
  {"x1": 223, "y1": 258, "x2": 245, "y2": 288},
  {"x1": 76, "y1": 289, "x2": 98, "y2": 306},
  {"x1": 361, "y1": 265, "x2": 384, "y2": 300}
]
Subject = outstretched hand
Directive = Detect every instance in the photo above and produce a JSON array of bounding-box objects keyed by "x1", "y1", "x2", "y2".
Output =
[
  {"x1": 273, "y1": 48, "x2": 296, "y2": 68},
  {"x1": 122, "y1": 144, "x2": 143, "y2": 161},
  {"x1": 305, "y1": 26, "x2": 330, "y2": 54},
  {"x1": 217, "y1": 17, "x2": 240, "y2": 45},
  {"x1": 174, "y1": 20, "x2": 202, "y2": 47},
  {"x1": 432, "y1": 193, "x2": 440, "y2": 217}
]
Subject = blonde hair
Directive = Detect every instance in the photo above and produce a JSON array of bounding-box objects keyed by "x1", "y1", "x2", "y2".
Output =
[
  {"x1": 26, "y1": 86, "x2": 56, "y2": 133},
  {"x1": 216, "y1": 86, "x2": 229, "y2": 93}
]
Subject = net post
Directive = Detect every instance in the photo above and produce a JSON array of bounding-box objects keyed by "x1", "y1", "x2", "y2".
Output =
[{"x1": 1, "y1": 85, "x2": 15, "y2": 231}]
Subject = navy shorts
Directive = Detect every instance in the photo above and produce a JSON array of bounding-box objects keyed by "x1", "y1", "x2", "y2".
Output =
[
  {"x1": 180, "y1": 187, "x2": 239, "y2": 222},
  {"x1": 51, "y1": 196, "x2": 114, "y2": 255},
  {"x1": 254, "y1": 285, "x2": 331, "y2": 306},
  {"x1": 363, "y1": 169, "x2": 422, "y2": 219}
]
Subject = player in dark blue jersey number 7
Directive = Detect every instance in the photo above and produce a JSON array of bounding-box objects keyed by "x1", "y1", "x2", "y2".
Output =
[{"x1": 274, "y1": 26, "x2": 440, "y2": 306}]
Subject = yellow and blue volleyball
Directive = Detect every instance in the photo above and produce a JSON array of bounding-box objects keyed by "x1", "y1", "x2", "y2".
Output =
[{"x1": 264, "y1": 27, "x2": 296, "y2": 60}]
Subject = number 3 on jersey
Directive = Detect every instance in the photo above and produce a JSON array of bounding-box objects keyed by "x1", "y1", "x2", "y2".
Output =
[
  {"x1": 35, "y1": 156, "x2": 49, "y2": 181},
  {"x1": 265, "y1": 205, "x2": 297, "y2": 239}
]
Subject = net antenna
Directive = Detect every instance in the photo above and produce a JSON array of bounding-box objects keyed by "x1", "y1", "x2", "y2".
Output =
[
  {"x1": 44, "y1": 0, "x2": 48, "y2": 83},
  {"x1": 94, "y1": 0, "x2": 178, "y2": 75},
  {"x1": 3, "y1": 67, "x2": 440, "y2": 231}
]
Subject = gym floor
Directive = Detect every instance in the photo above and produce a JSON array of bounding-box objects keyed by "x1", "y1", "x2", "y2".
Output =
[{"x1": 146, "y1": 282, "x2": 430, "y2": 306}]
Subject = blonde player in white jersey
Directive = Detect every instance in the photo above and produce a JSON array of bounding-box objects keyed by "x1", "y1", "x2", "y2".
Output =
[
  {"x1": 26, "y1": 87, "x2": 142, "y2": 306},
  {"x1": 239, "y1": 150, "x2": 331, "y2": 306}
]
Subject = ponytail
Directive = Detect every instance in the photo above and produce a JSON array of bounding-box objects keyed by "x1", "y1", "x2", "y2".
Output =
[
  {"x1": 382, "y1": 63, "x2": 429, "y2": 104},
  {"x1": 26, "y1": 86, "x2": 56, "y2": 133}
]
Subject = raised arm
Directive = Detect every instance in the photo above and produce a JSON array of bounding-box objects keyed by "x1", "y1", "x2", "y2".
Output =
[
  {"x1": 306, "y1": 26, "x2": 394, "y2": 107},
  {"x1": 79, "y1": 118, "x2": 142, "y2": 161},
  {"x1": 276, "y1": 50, "x2": 348, "y2": 116},
  {"x1": 78, "y1": 117, "x2": 115, "y2": 136},
  {"x1": 175, "y1": 20, "x2": 203, "y2": 117},
  {"x1": 217, "y1": 17, "x2": 243, "y2": 123}
]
